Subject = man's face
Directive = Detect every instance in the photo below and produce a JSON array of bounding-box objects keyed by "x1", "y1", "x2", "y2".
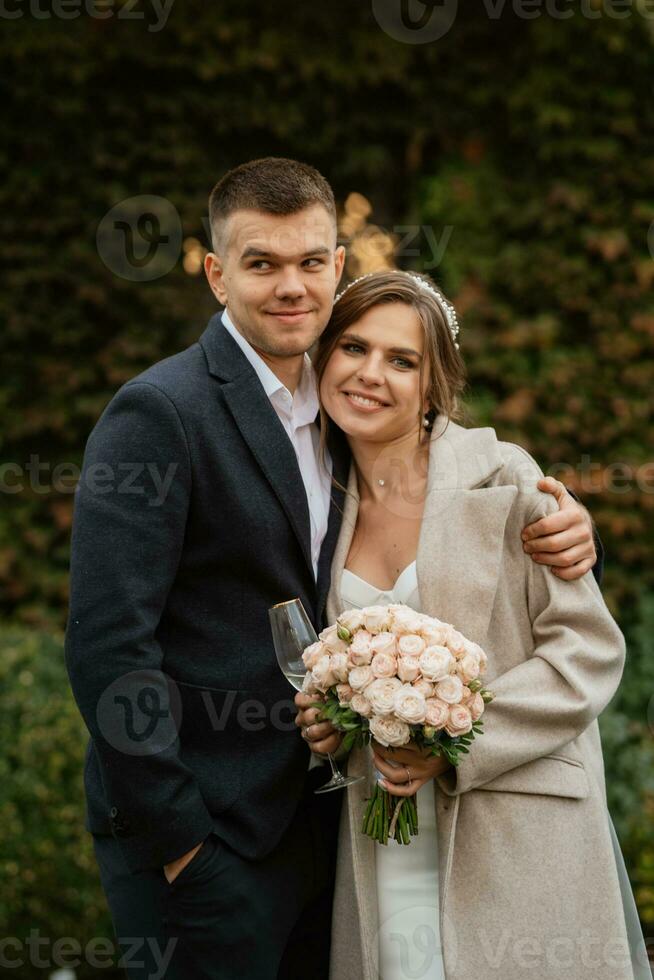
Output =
[{"x1": 205, "y1": 205, "x2": 345, "y2": 358}]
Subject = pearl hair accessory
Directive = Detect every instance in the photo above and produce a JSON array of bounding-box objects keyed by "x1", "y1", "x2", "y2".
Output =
[{"x1": 334, "y1": 270, "x2": 460, "y2": 349}]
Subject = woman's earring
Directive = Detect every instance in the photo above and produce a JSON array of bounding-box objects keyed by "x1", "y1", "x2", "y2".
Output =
[{"x1": 423, "y1": 407, "x2": 436, "y2": 430}]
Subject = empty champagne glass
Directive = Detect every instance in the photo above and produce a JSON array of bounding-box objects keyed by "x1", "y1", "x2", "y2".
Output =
[{"x1": 269, "y1": 598, "x2": 364, "y2": 793}]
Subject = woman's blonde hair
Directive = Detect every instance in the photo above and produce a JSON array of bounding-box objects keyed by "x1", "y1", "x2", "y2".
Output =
[{"x1": 314, "y1": 270, "x2": 467, "y2": 442}]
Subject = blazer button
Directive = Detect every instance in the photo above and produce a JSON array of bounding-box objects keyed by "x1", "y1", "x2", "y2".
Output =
[{"x1": 110, "y1": 806, "x2": 118, "y2": 818}]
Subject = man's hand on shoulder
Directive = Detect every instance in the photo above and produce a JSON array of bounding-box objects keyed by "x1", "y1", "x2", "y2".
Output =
[{"x1": 521, "y1": 477, "x2": 597, "y2": 581}]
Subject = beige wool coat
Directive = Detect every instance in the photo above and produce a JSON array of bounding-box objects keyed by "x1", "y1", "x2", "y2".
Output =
[{"x1": 327, "y1": 418, "x2": 635, "y2": 980}]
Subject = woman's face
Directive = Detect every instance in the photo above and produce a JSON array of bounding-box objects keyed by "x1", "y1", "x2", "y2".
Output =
[{"x1": 320, "y1": 302, "x2": 430, "y2": 444}]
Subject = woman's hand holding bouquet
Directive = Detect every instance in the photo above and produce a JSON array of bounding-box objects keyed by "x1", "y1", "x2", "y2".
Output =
[{"x1": 297, "y1": 603, "x2": 494, "y2": 846}]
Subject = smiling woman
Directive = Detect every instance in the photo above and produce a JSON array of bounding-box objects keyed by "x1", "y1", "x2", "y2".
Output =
[
  {"x1": 314, "y1": 270, "x2": 466, "y2": 443},
  {"x1": 309, "y1": 270, "x2": 648, "y2": 980}
]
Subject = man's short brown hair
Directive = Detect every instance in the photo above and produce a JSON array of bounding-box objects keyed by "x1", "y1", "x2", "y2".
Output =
[{"x1": 208, "y1": 157, "x2": 337, "y2": 252}]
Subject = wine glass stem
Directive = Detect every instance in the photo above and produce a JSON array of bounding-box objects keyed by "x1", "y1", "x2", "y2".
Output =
[{"x1": 327, "y1": 753, "x2": 343, "y2": 782}]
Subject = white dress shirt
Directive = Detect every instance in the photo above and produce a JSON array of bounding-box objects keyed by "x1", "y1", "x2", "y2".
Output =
[{"x1": 222, "y1": 310, "x2": 332, "y2": 580}]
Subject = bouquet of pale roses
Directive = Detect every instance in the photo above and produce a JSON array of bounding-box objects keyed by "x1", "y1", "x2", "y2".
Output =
[{"x1": 302, "y1": 604, "x2": 494, "y2": 846}]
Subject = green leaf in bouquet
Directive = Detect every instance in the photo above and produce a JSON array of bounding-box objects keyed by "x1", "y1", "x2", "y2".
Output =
[{"x1": 342, "y1": 729, "x2": 359, "y2": 753}]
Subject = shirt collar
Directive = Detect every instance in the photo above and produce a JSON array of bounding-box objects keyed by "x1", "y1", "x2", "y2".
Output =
[{"x1": 222, "y1": 309, "x2": 319, "y2": 425}]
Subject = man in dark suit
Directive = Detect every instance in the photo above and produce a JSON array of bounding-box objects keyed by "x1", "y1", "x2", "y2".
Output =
[{"x1": 65, "y1": 157, "x2": 601, "y2": 980}]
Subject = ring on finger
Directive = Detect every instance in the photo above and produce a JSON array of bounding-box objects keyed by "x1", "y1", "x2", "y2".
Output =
[{"x1": 404, "y1": 765, "x2": 412, "y2": 784}]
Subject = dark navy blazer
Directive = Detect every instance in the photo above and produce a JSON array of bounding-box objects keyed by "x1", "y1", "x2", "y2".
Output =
[{"x1": 65, "y1": 314, "x2": 349, "y2": 873}]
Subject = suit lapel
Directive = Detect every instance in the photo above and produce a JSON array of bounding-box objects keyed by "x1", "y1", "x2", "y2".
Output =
[
  {"x1": 200, "y1": 315, "x2": 313, "y2": 579},
  {"x1": 326, "y1": 462, "x2": 359, "y2": 626},
  {"x1": 316, "y1": 424, "x2": 350, "y2": 624}
]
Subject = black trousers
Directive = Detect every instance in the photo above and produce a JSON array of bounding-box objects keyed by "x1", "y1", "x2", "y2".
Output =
[{"x1": 92, "y1": 776, "x2": 341, "y2": 980}]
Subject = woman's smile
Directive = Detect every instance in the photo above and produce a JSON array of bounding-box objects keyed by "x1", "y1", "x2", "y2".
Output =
[{"x1": 341, "y1": 390, "x2": 391, "y2": 412}]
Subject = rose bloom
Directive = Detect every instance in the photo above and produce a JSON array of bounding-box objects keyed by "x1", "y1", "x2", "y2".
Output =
[
  {"x1": 302, "y1": 641, "x2": 327, "y2": 670},
  {"x1": 424, "y1": 697, "x2": 450, "y2": 730},
  {"x1": 398, "y1": 657, "x2": 421, "y2": 683},
  {"x1": 302, "y1": 672, "x2": 319, "y2": 696},
  {"x1": 459, "y1": 685, "x2": 473, "y2": 703},
  {"x1": 445, "y1": 703, "x2": 473, "y2": 737},
  {"x1": 349, "y1": 665, "x2": 375, "y2": 692},
  {"x1": 336, "y1": 683, "x2": 354, "y2": 706},
  {"x1": 331, "y1": 652, "x2": 350, "y2": 684},
  {"x1": 362, "y1": 605, "x2": 391, "y2": 634},
  {"x1": 369, "y1": 714, "x2": 411, "y2": 748},
  {"x1": 468, "y1": 691, "x2": 485, "y2": 722},
  {"x1": 412, "y1": 678, "x2": 435, "y2": 699},
  {"x1": 349, "y1": 648, "x2": 373, "y2": 669},
  {"x1": 420, "y1": 622, "x2": 452, "y2": 647},
  {"x1": 366, "y1": 677, "x2": 403, "y2": 715},
  {"x1": 456, "y1": 652, "x2": 481, "y2": 685},
  {"x1": 370, "y1": 632, "x2": 397, "y2": 658},
  {"x1": 435, "y1": 674, "x2": 465, "y2": 705},
  {"x1": 444, "y1": 628, "x2": 467, "y2": 658},
  {"x1": 312, "y1": 654, "x2": 338, "y2": 691},
  {"x1": 398, "y1": 634, "x2": 426, "y2": 658},
  {"x1": 349, "y1": 630, "x2": 374, "y2": 666},
  {"x1": 318, "y1": 624, "x2": 349, "y2": 655},
  {"x1": 350, "y1": 692, "x2": 373, "y2": 718},
  {"x1": 393, "y1": 685, "x2": 427, "y2": 725},
  {"x1": 370, "y1": 651, "x2": 398, "y2": 679},
  {"x1": 389, "y1": 607, "x2": 424, "y2": 635},
  {"x1": 466, "y1": 640, "x2": 488, "y2": 673},
  {"x1": 338, "y1": 609, "x2": 365, "y2": 633},
  {"x1": 419, "y1": 645, "x2": 455, "y2": 682}
]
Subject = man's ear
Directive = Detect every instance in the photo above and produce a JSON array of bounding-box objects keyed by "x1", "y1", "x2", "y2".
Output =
[
  {"x1": 204, "y1": 252, "x2": 228, "y2": 306},
  {"x1": 334, "y1": 244, "x2": 346, "y2": 286}
]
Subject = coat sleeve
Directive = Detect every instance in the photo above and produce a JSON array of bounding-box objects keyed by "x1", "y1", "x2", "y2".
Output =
[
  {"x1": 437, "y1": 487, "x2": 625, "y2": 798},
  {"x1": 64, "y1": 381, "x2": 214, "y2": 872}
]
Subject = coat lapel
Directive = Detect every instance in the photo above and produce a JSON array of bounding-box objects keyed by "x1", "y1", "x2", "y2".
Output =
[
  {"x1": 327, "y1": 416, "x2": 517, "y2": 644},
  {"x1": 200, "y1": 315, "x2": 313, "y2": 579},
  {"x1": 415, "y1": 416, "x2": 518, "y2": 646}
]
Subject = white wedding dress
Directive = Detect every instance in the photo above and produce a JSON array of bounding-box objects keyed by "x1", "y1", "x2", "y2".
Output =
[
  {"x1": 340, "y1": 562, "x2": 446, "y2": 980},
  {"x1": 339, "y1": 564, "x2": 651, "y2": 980}
]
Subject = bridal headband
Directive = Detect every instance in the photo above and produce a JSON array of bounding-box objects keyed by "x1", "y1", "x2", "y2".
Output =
[{"x1": 333, "y1": 271, "x2": 460, "y2": 349}]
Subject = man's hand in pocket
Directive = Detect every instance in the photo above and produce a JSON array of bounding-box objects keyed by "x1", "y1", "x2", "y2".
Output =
[{"x1": 164, "y1": 840, "x2": 204, "y2": 884}]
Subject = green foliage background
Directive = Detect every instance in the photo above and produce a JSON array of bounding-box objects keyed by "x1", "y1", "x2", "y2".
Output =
[{"x1": 1, "y1": 1, "x2": 653, "y2": 972}]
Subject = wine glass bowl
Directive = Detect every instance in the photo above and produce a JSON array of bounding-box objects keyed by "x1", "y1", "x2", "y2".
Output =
[{"x1": 268, "y1": 598, "x2": 365, "y2": 794}]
